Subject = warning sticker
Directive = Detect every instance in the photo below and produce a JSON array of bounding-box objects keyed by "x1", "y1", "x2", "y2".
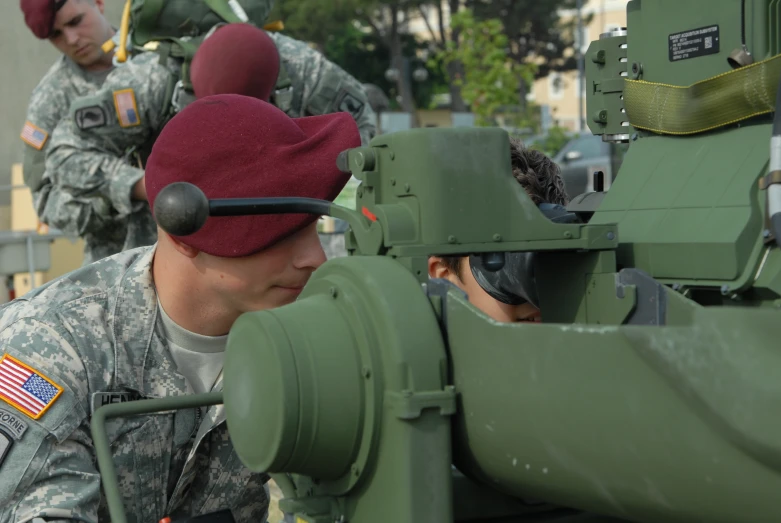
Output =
[{"x1": 669, "y1": 25, "x2": 719, "y2": 62}]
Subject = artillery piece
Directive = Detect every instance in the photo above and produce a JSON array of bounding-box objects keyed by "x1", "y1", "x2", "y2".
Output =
[{"x1": 92, "y1": 1, "x2": 781, "y2": 521}]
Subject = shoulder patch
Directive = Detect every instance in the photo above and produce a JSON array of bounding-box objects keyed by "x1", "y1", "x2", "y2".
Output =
[
  {"x1": 74, "y1": 105, "x2": 107, "y2": 130},
  {"x1": 0, "y1": 407, "x2": 28, "y2": 439},
  {"x1": 20, "y1": 121, "x2": 48, "y2": 150},
  {"x1": 113, "y1": 88, "x2": 141, "y2": 128},
  {"x1": 0, "y1": 429, "x2": 11, "y2": 465},
  {"x1": 0, "y1": 354, "x2": 64, "y2": 420},
  {"x1": 336, "y1": 88, "x2": 364, "y2": 116}
]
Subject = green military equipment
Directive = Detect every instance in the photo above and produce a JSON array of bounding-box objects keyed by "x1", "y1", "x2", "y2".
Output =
[
  {"x1": 121, "y1": 0, "x2": 274, "y2": 99},
  {"x1": 92, "y1": 0, "x2": 781, "y2": 521},
  {"x1": 129, "y1": 0, "x2": 275, "y2": 47}
]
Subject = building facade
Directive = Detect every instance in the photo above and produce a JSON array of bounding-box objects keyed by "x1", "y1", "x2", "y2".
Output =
[{"x1": 529, "y1": 0, "x2": 630, "y2": 132}]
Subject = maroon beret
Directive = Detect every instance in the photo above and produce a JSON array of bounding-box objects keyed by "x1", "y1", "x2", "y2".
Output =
[
  {"x1": 20, "y1": 0, "x2": 66, "y2": 39},
  {"x1": 145, "y1": 94, "x2": 361, "y2": 257},
  {"x1": 191, "y1": 23, "x2": 280, "y2": 102}
]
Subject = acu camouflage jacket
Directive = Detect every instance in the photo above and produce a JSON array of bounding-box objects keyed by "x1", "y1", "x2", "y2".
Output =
[{"x1": 0, "y1": 246, "x2": 270, "y2": 523}]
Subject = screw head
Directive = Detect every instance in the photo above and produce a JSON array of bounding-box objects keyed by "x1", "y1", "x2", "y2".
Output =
[
  {"x1": 631, "y1": 133, "x2": 638, "y2": 141},
  {"x1": 564, "y1": 231, "x2": 573, "y2": 239},
  {"x1": 448, "y1": 235, "x2": 457, "y2": 243},
  {"x1": 493, "y1": 233, "x2": 502, "y2": 241},
  {"x1": 763, "y1": 229, "x2": 771, "y2": 238},
  {"x1": 720, "y1": 284, "x2": 729, "y2": 295},
  {"x1": 607, "y1": 232, "x2": 615, "y2": 240},
  {"x1": 329, "y1": 287, "x2": 338, "y2": 298}
]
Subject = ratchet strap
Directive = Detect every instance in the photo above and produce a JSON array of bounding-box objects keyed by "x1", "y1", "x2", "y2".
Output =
[{"x1": 624, "y1": 52, "x2": 781, "y2": 135}]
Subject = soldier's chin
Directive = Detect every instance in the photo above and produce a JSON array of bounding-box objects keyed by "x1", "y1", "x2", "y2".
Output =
[{"x1": 70, "y1": 48, "x2": 101, "y2": 68}]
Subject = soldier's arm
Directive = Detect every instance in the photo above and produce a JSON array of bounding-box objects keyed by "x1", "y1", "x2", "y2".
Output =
[
  {"x1": 21, "y1": 75, "x2": 70, "y2": 194},
  {"x1": 0, "y1": 318, "x2": 98, "y2": 523},
  {"x1": 37, "y1": 116, "x2": 147, "y2": 237},
  {"x1": 39, "y1": 59, "x2": 174, "y2": 237},
  {"x1": 278, "y1": 36, "x2": 377, "y2": 145}
]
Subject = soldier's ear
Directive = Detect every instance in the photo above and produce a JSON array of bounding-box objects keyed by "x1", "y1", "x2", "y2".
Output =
[
  {"x1": 428, "y1": 256, "x2": 453, "y2": 280},
  {"x1": 162, "y1": 231, "x2": 201, "y2": 259}
]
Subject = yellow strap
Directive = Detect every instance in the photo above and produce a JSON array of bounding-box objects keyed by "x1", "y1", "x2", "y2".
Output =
[
  {"x1": 101, "y1": 15, "x2": 283, "y2": 57},
  {"x1": 624, "y1": 52, "x2": 781, "y2": 135},
  {"x1": 263, "y1": 20, "x2": 284, "y2": 31},
  {"x1": 116, "y1": 0, "x2": 132, "y2": 63}
]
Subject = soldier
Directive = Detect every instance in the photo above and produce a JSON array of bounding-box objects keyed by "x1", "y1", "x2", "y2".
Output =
[
  {"x1": 428, "y1": 137, "x2": 570, "y2": 323},
  {"x1": 0, "y1": 94, "x2": 361, "y2": 523},
  {"x1": 18, "y1": 0, "x2": 116, "y2": 194},
  {"x1": 39, "y1": 22, "x2": 376, "y2": 264}
]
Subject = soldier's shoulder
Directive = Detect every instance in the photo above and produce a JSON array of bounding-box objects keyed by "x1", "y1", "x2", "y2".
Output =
[
  {"x1": 27, "y1": 57, "x2": 73, "y2": 106},
  {"x1": 111, "y1": 51, "x2": 176, "y2": 82},
  {"x1": 33, "y1": 56, "x2": 74, "y2": 89},
  {"x1": 270, "y1": 32, "x2": 319, "y2": 59},
  {"x1": 0, "y1": 247, "x2": 151, "y2": 332}
]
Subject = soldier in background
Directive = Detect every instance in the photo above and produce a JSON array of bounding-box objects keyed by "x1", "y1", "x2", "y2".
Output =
[
  {"x1": 428, "y1": 137, "x2": 570, "y2": 323},
  {"x1": 0, "y1": 94, "x2": 361, "y2": 523},
  {"x1": 38, "y1": 23, "x2": 376, "y2": 264},
  {"x1": 18, "y1": 0, "x2": 116, "y2": 194}
]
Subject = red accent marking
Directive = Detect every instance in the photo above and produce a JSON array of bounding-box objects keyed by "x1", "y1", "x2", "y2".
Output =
[{"x1": 362, "y1": 206, "x2": 377, "y2": 222}]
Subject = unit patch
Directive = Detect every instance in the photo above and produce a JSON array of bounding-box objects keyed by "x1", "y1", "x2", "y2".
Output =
[
  {"x1": 75, "y1": 105, "x2": 107, "y2": 130},
  {"x1": 113, "y1": 88, "x2": 141, "y2": 128},
  {"x1": 20, "y1": 121, "x2": 48, "y2": 150},
  {"x1": 336, "y1": 89, "x2": 364, "y2": 117},
  {"x1": 0, "y1": 354, "x2": 63, "y2": 420},
  {"x1": 0, "y1": 429, "x2": 11, "y2": 466},
  {"x1": 0, "y1": 406, "x2": 28, "y2": 440}
]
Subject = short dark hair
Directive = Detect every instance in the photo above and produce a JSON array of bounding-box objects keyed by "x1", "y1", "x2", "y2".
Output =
[{"x1": 438, "y1": 136, "x2": 569, "y2": 280}]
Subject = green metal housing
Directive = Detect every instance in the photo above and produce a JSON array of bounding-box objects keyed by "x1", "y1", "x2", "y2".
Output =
[{"x1": 90, "y1": 1, "x2": 781, "y2": 522}]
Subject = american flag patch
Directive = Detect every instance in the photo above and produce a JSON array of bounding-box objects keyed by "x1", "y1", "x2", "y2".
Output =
[
  {"x1": 113, "y1": 88, "x2": 140, "y2": 128},
  {"x1": 0, "y1": 354, "x2": 63, "y2": 420},
  {"x1": 20, "y1": 121, "x2": 48, "y2": 150}
]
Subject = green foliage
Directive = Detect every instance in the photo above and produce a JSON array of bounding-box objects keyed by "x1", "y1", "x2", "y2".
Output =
[
  {"x1": 431, "y1": 9, "x2": 535, "y2": 126},
  {"x1": 322, "y1": 23, "x2": 448, "y2": 110},
  {"x1": 467, "y1": 0, "x2": 593, "y2": 79},
  {"x1": 268, "y1": 0, "x2": 448, "y2": 110},
  {"x1": 268, "y1": 0, "x2": 362, "y2": 48}
]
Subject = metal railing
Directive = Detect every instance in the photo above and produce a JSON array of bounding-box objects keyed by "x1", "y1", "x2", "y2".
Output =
[{"x1": 0, "y1": 183, "x2": 64, "y2": 293}]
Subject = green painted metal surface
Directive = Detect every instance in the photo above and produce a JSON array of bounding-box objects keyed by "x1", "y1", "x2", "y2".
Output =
[{"x1": 90, "y1": 1, "x2": 781, "y2": 522}]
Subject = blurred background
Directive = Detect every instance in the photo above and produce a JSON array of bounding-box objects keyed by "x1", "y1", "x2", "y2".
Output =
[{"x1": 0, "y1": 0, "x2": 630, "y2": 303}]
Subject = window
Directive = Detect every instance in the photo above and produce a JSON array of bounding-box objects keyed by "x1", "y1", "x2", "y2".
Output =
[
  {"x1": 548, "y1": 73, "x2": 564, "y2": 100},
  {"x1": 559, "y1": 135, "x2": 604, "y2": 161}
]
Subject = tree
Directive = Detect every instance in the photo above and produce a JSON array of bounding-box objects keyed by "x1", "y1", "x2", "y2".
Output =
[
  {"x1": 268, "y1": 0, "x2": 363, "y2": 53},
  {"x1": 269, "y1": 0, "x2": 449, "y2": 121},
  {"x1": 321, "y1": 22, "x2": 448, "y2": 110},
  {"x1": 421, "y1": 0, "x2": 591, "y2": 116},
  {"x1": 433, "y1": 9, "x2": 535, "y2": 127}
]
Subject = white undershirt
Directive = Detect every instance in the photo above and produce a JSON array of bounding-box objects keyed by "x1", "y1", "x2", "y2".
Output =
[{"x1": 157, "y1": 299, "x2": 227, "y2": 395}]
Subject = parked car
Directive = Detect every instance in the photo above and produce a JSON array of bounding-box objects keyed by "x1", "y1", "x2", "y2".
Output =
[{"x1": 552, "y1": 133, "x2": 629, "y2": 199}]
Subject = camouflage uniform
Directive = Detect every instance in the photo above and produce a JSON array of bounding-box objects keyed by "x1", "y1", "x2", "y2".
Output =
[
  {"x1": 268, "y1": 32, "x2": 376, "y2": 144},
  {"x1": 38, "y1": 52, "x2": 176, "y2": 264},
  {"x1": 20, "y1": 56, "x2": 112, "y2": 194},
  {"x1": 41, "y1": 31, "x2": 374, "y2": 263},
  {"x1": 0, "y1": 246, "x2": 270, "y2": 523}
]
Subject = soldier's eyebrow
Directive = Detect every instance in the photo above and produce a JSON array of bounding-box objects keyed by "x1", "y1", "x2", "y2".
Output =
[{"x1": 65, "y1": 14, "x2": 84, "y2": 27}]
